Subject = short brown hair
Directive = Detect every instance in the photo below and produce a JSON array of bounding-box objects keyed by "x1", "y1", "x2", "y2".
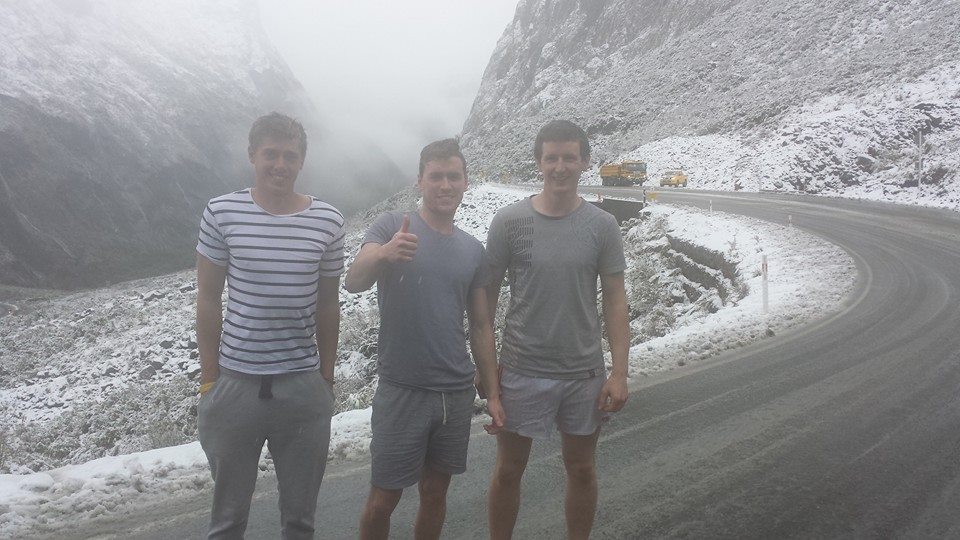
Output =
[
  {"x1": 418, "y1": 138, "x2": 467, "y2": 177},
  {"x1": 534, "y1": 120, "x2": 590, "y2": 162},
  {"x1": 248, "y1": 112, "x2": 308, "y2": 156}
]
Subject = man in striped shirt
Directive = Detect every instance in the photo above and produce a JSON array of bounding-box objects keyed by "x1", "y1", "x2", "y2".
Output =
[{"x1": 195, "y1": 112, "x2": 344, "y2": 539}]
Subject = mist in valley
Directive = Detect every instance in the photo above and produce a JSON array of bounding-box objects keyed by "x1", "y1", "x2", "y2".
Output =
[
  {"x1": 0, "y1": 0, "x2": 517, "y2": 289},
  {"x1": 257, "y1": 0, "x2": 518, "y2": 183}
]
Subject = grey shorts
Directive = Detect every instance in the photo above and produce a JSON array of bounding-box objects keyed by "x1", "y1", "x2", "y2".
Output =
[
  {"x1": 500, "y1": 368, "x2": 607, "y2": 439},
  {"x1": 369, "y1": 381, "x2": 477, "y2": 490}
]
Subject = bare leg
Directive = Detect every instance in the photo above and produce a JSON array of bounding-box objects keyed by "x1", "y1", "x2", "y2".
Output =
[
  {"x1": 560, "y1": 430, "x2": 600, "y2": 540},
  {"x1": 414, "y1": 466, "x2": 453, "y2": 540},
  {"x1": 359, "y1": 485, "x2": 403, "y2": 540},
  {"x1": 488, "y1": 431, "x2": 533, "y2": 540}
]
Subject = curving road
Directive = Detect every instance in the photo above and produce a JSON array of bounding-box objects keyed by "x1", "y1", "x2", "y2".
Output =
[
  {"x1": 70, "y1": 189, "x2": 960, "y2": 539},
  {"x1": 578, "y1": 187, "x2": 960, "y2": 538}
]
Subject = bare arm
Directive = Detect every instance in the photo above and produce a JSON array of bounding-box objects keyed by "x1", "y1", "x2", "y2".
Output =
[
  {"x1": 485, "y1": 265, "x2": 506, "y2": 328},
  {"x1": 343, "y1": 214, "x2": 418, "y2": 293},
  {"x1": 196, "y1": 253, "x2": 227, "y2": 386},
  {"x1": 468, "y1": 287, "x2": 505, "y2": 431},
  {"x1": 598, "y1": 271, "x2": 630, "y2": 412},
  {"x1": 315, "y1": 276, "x2": 341, "y2": 384},
  {"x1": 343, "y1": 242, "x2": 386, "y2": 293}
]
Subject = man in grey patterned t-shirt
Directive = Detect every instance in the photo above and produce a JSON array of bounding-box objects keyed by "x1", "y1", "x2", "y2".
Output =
[{"x1": 485, "y1": 120, "x2": 630, "y2": 540}]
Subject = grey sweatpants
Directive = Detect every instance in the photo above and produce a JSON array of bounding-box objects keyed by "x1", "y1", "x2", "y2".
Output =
[{"x1": 197, "y1": 367, "x2": 335, "y2": 540}]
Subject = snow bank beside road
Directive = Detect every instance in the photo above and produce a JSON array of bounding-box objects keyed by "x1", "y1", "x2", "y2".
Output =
[
  {"x1": 628, "y1": 202, "x2": 856, "y2": 374},
  {"x1": 0, "y1": 408, "x2": 373, "y2": 536},
  {"x1": 0, "y1": 441, "x2": 208, "y2": 534}
]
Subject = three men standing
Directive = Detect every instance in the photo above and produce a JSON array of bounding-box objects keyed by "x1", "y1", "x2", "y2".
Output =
[
  {"x1": 345, "y1": 139, "x2": 505, "y2": 539},
  {"x1": 193, "y1": 117, "x2": 628, "y2": 538},
  {"x1": 485, "y1": 120, "x2": 631, "y2": 540},
  {"x1": 196, "y1": 113, "x2": 343, "y2": 539}
]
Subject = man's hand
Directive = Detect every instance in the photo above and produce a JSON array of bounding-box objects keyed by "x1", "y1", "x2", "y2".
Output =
[
  {"x1": 344, "y1": 214, "x2": 419, "y2": 293},
  {"x1": 599, "y1": 271, "x2": 629, "y2": 413},
  {"x1": 597, "y1": 373, "x2": 628, "y2": 412},
  {"x1": 483, "y1": 396, "x2": 507, "y2": 435},
  {"x1": 381, "y1": 214, "x2": 418, "y2": 263}
]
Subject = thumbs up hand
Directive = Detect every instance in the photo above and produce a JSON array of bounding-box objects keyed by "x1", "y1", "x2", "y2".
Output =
[{"x1": 382, "y1": 213, "x2": 418, "y2": 263}]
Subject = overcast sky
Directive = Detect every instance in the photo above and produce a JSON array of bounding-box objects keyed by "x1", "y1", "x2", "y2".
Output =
[{"x1": 258, "y1": 1, "x2": 519, "y2": 177}]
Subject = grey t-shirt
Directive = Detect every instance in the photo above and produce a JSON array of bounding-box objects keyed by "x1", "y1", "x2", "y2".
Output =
[
  {"x1": 364, "y1": 211, "x2": 490, "y2": 392},
  {"x1": 485, "y1": 197, "x2": 626, "y2": 379}
]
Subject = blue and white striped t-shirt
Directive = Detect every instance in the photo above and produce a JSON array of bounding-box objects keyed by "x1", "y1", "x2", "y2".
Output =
[{"x1": 196, "y1": 189, "x2": 345, "y2": 375}]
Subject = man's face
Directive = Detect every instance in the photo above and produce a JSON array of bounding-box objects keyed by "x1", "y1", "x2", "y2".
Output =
[
  {"x1": 249, "y1": 136, "x2": 304, "y2": 195},
  {"x1": 418, "y1": 157, "x2": 468, "y2": 218},
  {"x1": 537, "y1": 140, "x2": 588, "y2": 191}
]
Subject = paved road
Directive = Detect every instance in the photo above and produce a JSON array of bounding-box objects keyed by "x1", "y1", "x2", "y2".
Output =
[
  {"x1": 72, "y1": 190, "x2": 960, "y2": 539},
  {"x1": 585, "y1": 188, "x2": 960, "y2": 538}
]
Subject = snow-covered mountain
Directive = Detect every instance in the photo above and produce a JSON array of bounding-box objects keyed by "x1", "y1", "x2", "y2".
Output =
[
  {"x1": 0, "y1": 0, "x2": 403, "y2": 289},
  {"x1": 461, "y1": 0, "x2": 959, "y2": 209}
]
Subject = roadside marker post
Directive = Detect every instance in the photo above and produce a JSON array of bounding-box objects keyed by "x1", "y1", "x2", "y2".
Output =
[
  {"x1": 762, "y1": 254, "x2": 769, "y2": 314},
  {"x1": 788, "y1": 215, "x2": 793, "y2": 227},
  {"x1": 916, "y1": 129, "x2": 924, "y2": 197}
]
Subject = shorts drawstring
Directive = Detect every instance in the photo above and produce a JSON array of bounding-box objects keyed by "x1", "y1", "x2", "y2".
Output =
[{"x1": 441, "y1": 392, "x2": 448, "y2": 425}]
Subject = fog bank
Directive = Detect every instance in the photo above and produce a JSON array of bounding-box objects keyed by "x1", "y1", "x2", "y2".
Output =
[{"x1": 258, "y1": 0, "x2": 518, "y2": 179}]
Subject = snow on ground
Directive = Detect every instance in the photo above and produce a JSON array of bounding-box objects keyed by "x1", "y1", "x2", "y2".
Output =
[
  {"x1": 626, "y1": 201, "x2": 856, "y2": 374},
  {"x1": 582, "y1": 62, "x2": 960, "y2": 212},
  {"x1": 0, "y1": 183, "x2": 856, "y2": 536}
]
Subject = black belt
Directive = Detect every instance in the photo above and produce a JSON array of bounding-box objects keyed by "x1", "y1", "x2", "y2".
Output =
[{"x1": 219, "y1": 367, "x2": 282, "y2": 399}]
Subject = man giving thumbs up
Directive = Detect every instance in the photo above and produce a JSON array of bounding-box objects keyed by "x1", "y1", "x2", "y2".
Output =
[{"x1": 345, "y1": 138, "x2": 504, "y2": 540}]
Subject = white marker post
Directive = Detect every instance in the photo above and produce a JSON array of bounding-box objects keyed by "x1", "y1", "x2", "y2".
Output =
[
  {"x1": 709, "y1": 200, "x2": 713, "y2": 213},
  {"x1": 762, "y1": 254, "x2": 769, "y2": 314},
  {"x1": 917, "y1": 130, "x2": 924, "y2": 197},
  {"x1": 788, "y1": 215, "x2": 793, "y2": 227}
]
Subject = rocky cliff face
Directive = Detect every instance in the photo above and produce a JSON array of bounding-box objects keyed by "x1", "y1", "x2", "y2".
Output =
[
  {"x1": 0, "y1": 0, "x2": 402, "y2": 289},
  {"x1": 461, "y1": 0, "x2": 959, "y2": 208}
]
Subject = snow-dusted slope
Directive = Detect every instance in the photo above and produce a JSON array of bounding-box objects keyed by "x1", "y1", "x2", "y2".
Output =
[
  {"x1": 461, "y1": 0, "x2": 959, "y2": 209},
  {"x1": 0, "y1": 0, "x2": 402, "y2": 289},
  {"x1": 1, "y1": 1, "x2": 283, "y2": 128}
]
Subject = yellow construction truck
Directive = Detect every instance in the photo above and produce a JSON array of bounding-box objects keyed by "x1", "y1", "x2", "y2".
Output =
[
  {"x1": 659, "y1": 169, "x2": 689, "y2": 187},
  {"x1": 599, "y1": 160, "x2": 647, "y2": 186}
]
